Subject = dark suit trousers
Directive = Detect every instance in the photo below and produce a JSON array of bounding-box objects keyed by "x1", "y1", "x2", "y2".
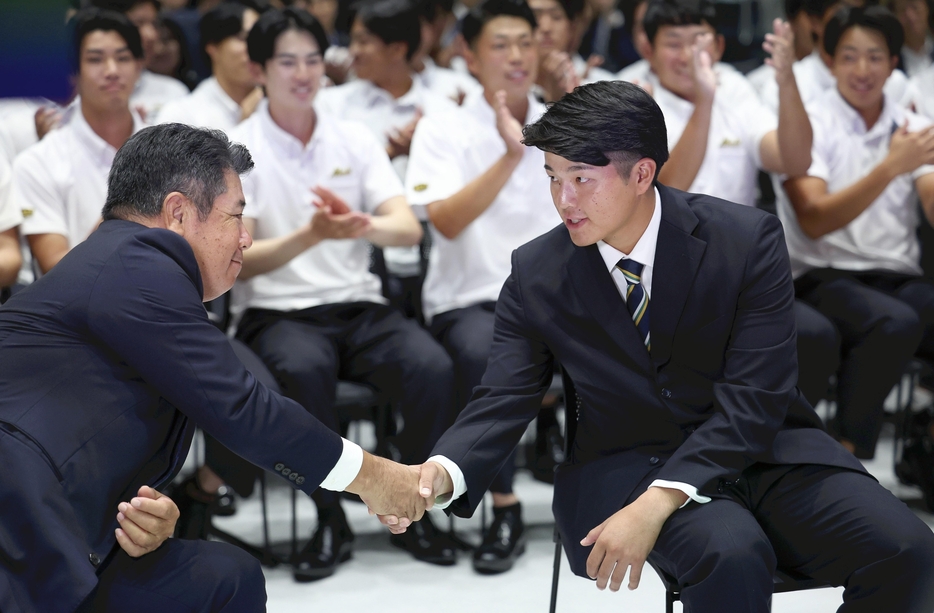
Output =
[
  {"x1": 236, "y1": 302, "x2": 454, "y2": 507},
  {"x1": 430, "y1": 302, "x2": 516, "y2": 494},
  {"x1": 644, "y1": 464, "x2": 934, "y2": 613},
  {"x1": 79, "y1": 539, "x2": 265, "y2": 613},
  {"x1": 795, "y1": 269, "x2": 934, "y2": 457},
  {"x1": 794, "y1": 300, "x2": 841, "y2": 406}
]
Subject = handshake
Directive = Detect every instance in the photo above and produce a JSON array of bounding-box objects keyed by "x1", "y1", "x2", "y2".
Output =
[{"x1": 343, "y1": 452, "x2": 455, "y2": 533}]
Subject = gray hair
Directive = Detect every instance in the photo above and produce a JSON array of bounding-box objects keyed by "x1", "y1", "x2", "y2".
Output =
[{"x1": 103, "y1": 123, "x2": 253, "y2": 222}]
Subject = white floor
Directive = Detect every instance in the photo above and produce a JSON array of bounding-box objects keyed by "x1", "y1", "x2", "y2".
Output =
[{"x1": 209, "y1": 423, "x2": 934, "y2": 613}]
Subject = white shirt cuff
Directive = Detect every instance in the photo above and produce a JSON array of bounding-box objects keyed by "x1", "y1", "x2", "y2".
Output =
[
  {"x1": 425, "y1": 454, "x2": 467, "y2": 510},
  {"x1": 649, "y1": 479, "x2": 712, "y2": 508},
  {"x1": 318, "y1": 438, "x2": 364, "y2": 492}
]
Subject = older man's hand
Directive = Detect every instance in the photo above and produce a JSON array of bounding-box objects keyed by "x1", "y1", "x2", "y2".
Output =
[
  {"x1": 344, "y1": 452, "x2": 427, "y2": 531},
  {"x1": 115, "y1": 486, "x2": 180, "y2": 557}
]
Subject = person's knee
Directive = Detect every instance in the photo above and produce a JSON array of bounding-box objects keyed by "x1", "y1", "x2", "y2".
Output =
[
  {"x1": 196, "y1": 543, "x2": 266, "y2": 611},
  {"x1": 677, "y1": 521, "x2": 776, "y2": 585},
  {"x1": 875, "y1": 301, "x2": 923, "y2": 348}
]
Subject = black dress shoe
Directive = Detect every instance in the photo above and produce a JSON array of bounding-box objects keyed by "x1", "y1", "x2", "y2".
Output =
[
  {"x1": 389, "y1": 513, "x2": 457, "y2": 566},
  {"x1": 896, "y1": 409, "x2": 934, "y2": 511},
  {"x1": 528, "y1": 425, "x2": 565, "y2": 485},
  {"x1": 473, "y1": 503, "x2": 525, "y2": 574},
  {"x1": 211, "y1": 485, "x2": 237, "y2": 517},
  {"x1": 167, "y1": 474, "x2": 213, "y2": 540},
  {"x1": 292, "y1": 514, "x2": 355, "y2": 582}
]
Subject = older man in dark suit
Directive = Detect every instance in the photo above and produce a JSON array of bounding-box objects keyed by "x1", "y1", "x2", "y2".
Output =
[
  {"x1": 385, "y1": 81, "x2": 934, "y2": 612},
  {"x1": 0, "y1": 124, "x2": 426, "y2": 613}
]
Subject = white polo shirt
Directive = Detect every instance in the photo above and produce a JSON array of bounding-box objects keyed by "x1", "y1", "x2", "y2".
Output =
[
  {"x1": 617, "y1": 60, "x2": 759, "y2": 103},
  {"x1": 0, "y1": 142, "x2": 22, "y2": 235},
  {"x1": 229, "y1": 101, "x2": 403, "y2": 315},
  {"x1": 13, "y1": 104, "x2": 145, "y2": 248},
  {"x1": 910, "y1": 63, "x2": 934, "y2": 120},
  {"x1": 154, "y1": 77, "x2": 243, "y2": 132},
  {"x1": 415, "y1": 57, "x2": 483, "y2": 101},
  {"x1": 572, "y1": 54, "x2": 615, "y2": 84},
  {"x1": 645, "y1": 71, "x2": 775, "y2": 207},
  {"x1": 314, "y1": 77, "x2": 458, "y2": 178},
  {"x1": 131, "y1": 70, "x2": 190, "y2": 120},
  {"x1": 901, "y1": 38, "x2": 933, "y2": 78},
  {"x1": 406, "y1": 91, "x2": 560, "y2": 321},
  {"x1": 777, "y1": 87, "x2": 934, "y2": 278}
]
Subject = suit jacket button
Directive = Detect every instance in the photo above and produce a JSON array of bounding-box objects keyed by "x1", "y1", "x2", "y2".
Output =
[
  {"x1": 296, "y1": 476, "x2": 305, "y2": 485},
  {"x1": 281, "y1": 467, "x2": 291, "y2": 476},
  {"x1": 289, "y1": 472, "x2": 298, "y2": 481},
  {"x1": 661, "y1": 388, "x2": 672, "y2": 398},
  {"x1": 275, "y1": 463, "x2": 285, "y2": 471},
  {"x1": 649, "y1": 456, "x2": 659, "y2": 465},
  {"x1": 89, "y1": 553, "x2": 101, "y2": 567}
]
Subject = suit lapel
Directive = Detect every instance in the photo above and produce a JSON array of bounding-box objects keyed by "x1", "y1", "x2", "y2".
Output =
[
  {"x1": 568, "y1": 243, "x2": 653, "y2": 373},
  {"x1": 650, "y1": 185, "x2": 707, "y2": 369}
]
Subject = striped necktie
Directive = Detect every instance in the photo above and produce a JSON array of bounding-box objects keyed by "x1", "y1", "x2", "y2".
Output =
[{"x1": 616, "y1": 258, "x2": 650, "y2": 352}]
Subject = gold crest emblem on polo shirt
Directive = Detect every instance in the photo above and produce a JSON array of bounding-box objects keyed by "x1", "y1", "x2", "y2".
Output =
[
  {"x1": 21, "y1": 209, "x2": 33, "y2": 218},
  {"x1": 413, "y1": 184, "x2": 428, "y2": 192},
  {"x1": 719, "y1": 138, "x2": 741, "y2": 147},
  {"x1": 331, "y1": 167, "x2": 351, "y2": 177}
]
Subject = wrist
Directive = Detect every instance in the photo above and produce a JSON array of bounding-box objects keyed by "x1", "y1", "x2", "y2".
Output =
[{"x1": 639, "y1": 486, "x2": 688, "y2": 518}]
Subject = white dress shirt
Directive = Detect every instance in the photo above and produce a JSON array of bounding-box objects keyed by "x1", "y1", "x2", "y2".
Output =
[
  {"x1": 405, "y1": 90, "x2": 560, "y2": 321},
  {"x1": 415, "y1": 57, "x2": 483, "y2": 102},
  {"x1": 901, "y1": 37, "x2": 934, "y2": 78},
  {"x1": 131, "y1": 70, "x2": 190, "y2": 120},
  {"x1": 14, "y1": 104, "x2": 146, "y2": 249},
  {"x1": 430, "y1": 187, "x2": 711, "y2": 510},
  {"x1": 777, "y1": 87, "x2": 934, "y2": 278},
  {"x1": 154, "y1": 76, "x2": 243, "y2": 132},
  {"x1": 229, "y1": 101, "x2": 401, "y2": 317},
  {"x1": 645, "y1": 71, "x2": 776, "y2": 207},
  {"x1": 910, "y1": 63, "x2": 934, "y2": 120}
]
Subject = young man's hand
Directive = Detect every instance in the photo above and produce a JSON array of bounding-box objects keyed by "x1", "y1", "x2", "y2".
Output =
[{"x1": 115, "y1": 486, "x2": 179, "y2": 557}]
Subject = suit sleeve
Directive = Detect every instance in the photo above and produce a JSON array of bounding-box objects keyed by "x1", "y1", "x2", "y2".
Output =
[
  {"x1": 655, "y1": 213, "x2": 799, "y2": 496},
  {"x1": 430, "y1": 249, "x2": 555, "y2": 516},
  {"x1": 86, "y1": 230, "x2": 344, "y2": 493}
]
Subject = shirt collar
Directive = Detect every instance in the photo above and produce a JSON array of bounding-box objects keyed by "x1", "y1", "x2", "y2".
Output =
[
  {"x1": 597, "y1": 185, "x2": 662, "y2": 272},
  {"x1": 827, "y1": 86, "x2": 902, "y2": 138},
  {"x1": 354, "y1": 76, "x2": 424, "y2": 109},
  {"x1": 70, "y1": 101, "x2": 145, "y2": 168},
  {"x1": 202, "y1": 76, "x2": 242, "y2": 120},
  {"x1": 463, "y1": 89, "x2": 543, "y2": 126},
  {"x1": 258, "y1": 99, "x2": 327, "y2": 157}
]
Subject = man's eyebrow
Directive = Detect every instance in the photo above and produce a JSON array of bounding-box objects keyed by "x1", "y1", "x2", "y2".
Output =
[
  {"x1": 544, "y1": 164, "x2": 554, "y2": 171},
  {"x1": 567, "y1": 164, "x2": 594, "y2": 171}
]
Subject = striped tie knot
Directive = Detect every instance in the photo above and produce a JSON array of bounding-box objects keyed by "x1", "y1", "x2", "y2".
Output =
[{"x1": 615, "y1": 258, "x2": 650, "y2": 352}]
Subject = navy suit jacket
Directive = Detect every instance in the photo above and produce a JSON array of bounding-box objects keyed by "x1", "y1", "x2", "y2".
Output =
[
  {"x1": 431, "y1": 184, "x2": 866, "y2": 577},
  {"x1": 0, "y1": 221, "x2": 343, "y2": 613}
]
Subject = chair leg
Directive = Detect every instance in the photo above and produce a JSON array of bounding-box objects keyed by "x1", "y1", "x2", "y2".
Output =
[
  {"x1": 549, "y1": 527, "x2": 561, "y2": 613},
  {"x1": 666, "y1": 589, "x2": 675, "y2": 613}
]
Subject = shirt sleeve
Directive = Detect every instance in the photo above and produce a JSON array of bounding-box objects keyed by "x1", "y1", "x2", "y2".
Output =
[
  {"x1": 805, "y1": 110, "x2": 831, "y2": 182},
  {"x1": 318, "y1": 438, "x2": 365, "y2": 491},
  {"x1": 648, "y1": 479, "x2": 712, "y2": 508},
  {"x1": 12, "y1": 145, "x2": 68, "y2": 237},
  {"x1": 908, "y1": 113, "x2": 934, "y2": 180},
  {"x1": 425, "y1": 454, "x2": 468, "y2": 510},
  {"x1": 404, "y1": 113, "x2": 467, "y2": 207},
  {"x1": 0, "y1": 147, "x2": 22, "y2": 233},
  {"x1": 740, "y1": 95, "x2": 778, "y2": 170}
]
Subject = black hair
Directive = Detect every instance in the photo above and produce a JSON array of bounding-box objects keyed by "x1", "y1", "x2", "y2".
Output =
[
  {"x1": 414, "y1": 0, "x2": 455, "y2": 22},
  {"x1": 247, "y1": 7, "x2": 330, "y2": 65},
  {"x1": 352, "y1": 0, "x2": 422, "y2": 60},
  {"x1": 522, "y1": 81, "x2": 669, "y2": 180},
  {"x1": 800, "y1": 0, "x2": 842, "y2": 18},
  {"x1": 823, "y1": 4, "x2": 904, "y2": 56},
  {"x1": 461, "y1": 0, "x2": 537, "y2": 47},
  {"x1": 70, "y1": 7, "x2": 144, "y2": 72},
  {"x1": 552, "y1": 0, "x2": 587, "y2": 21},
  {"x1": 103, "y1": 124, "x2": 253, "y2": 221},
  {"x1": 161, "y1": 16, "x2": 199, "y2": 90},
  {"x1": 621, "y1": 0, "x2": 648, "y2": 36},
  {"x1": 642, "y1": 0, "x2": 717, "y2": 44},
  {"x1": 200, "y1": 2, "x2": 250, "y2": 68},
  {"x1": 83, "y1": 0, "x2": 161, "y2": 11}
]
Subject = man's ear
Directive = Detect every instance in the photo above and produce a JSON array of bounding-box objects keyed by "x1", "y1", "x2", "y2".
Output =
[
  {"x1": 249, "y1": 61, "x2": 266, "y2": 86},
  {"x1": 459, "y1": 34, "x2": 480, "y2": 78},
  {"x1": 388, "y1": 40, "x2": 409, "y2": 63},
  {"x1": 632, "y1": 158, "x2": 657, "y2": 195},
  {"x1": 161, "y1": 192, "x2": 191, "y2": 236},
  {"x1": 712, "y1": 34, "x2": 726, "y2": 63}
]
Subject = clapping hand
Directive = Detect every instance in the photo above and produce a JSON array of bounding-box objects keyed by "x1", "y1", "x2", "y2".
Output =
[
  {"x1": 691, "y1": 32, "x2": 717, "y2": 103},
  {"x1": 115, "y1": 486, "x2": 179, "y2": 557},
  {"x1": 494, "y1": 90, "x2": 525, "y2": 160},
  {"x1": 764, "y1": 19, "x2": 796, "y2": 85},
  {"x1": 309, "y1": 185, "x2": 372, "y2": 241}
]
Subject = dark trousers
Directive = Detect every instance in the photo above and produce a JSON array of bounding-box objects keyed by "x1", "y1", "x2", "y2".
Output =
[
  {"x1": 645, "y1": 464, "x2": 934, "y2": 613},
  {"x1": 236, "y1": 302, "x2": 454, "y2": 508},
  {"x1": 794, "y1": 300, "x2": 841, "y2": 406},
  {"x1": 81, "y1": 539, "x2": 265, "y2": 613},
  {"x1": 430, "y1": 302, "x2": 516, "y2": 495},
  {"x1": 796, "y1": 269, "x2": 934, "y2": 457}
]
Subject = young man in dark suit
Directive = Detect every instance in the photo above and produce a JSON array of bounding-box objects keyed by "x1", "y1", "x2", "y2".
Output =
[{"x1": 388, "y1": 81, "x2": 934, "y2": 611}]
